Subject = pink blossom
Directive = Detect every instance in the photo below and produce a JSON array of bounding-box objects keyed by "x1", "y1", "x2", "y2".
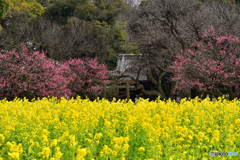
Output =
[
  {"x1": 171, "y1": 26, "x2": 240, "y2": 93},
  {"x1": 0, "y1": 44, "x2": 109, "y2": 100}
]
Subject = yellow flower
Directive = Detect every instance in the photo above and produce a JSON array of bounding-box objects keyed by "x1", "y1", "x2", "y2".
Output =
[
  {"x1": 69, "y1": 135, "x2": 78, "y2": 147},
  {"x1": 42, "y1": 147, "x2": 51, "y2": 158},
  {"x1": 222, "y1": 126, "x2": 227, "y2": 131},
  {"x1": 55, "y1": 147, "x2": 60, "y2": 152},
  {"x1": 176, "y1": 138, "x2": 184, "y2": 144},
  {"x1": 94, "y1": 133, "x2": 103, "y2": 144},
  {"x1": 113, "y1": 144, "x2": 121, "y2": 151},
  {"x1": 99, "y1": 151, "x2": 103, "y2": 157},
  {"x1": 103, "y1": 145, "x2": 112, "y2": 154},
  {"x1": 42, "y1": 135, "x2": 48, "y2": 143},
  {"x1": 124, "y1": 137, "x2": 129, "y2": 143},
  {"x1": 0, "y1": 96, "x2": 240, "y2": 159},
  {"x1": 7, "y1": 141, "x2": 14, "y2": 151},
  {"x1": 94, "y1": 133, "x2": 103, "y2": 141},
  {"x1": 188, "y1": 135, "x2": 193, "y2": 140},
  {"x1": 153, "y1": 114, "x2": 161, "y2": 122},
  {"x1": 34, "y1": 142, "x2": 40, "y2": 147},
  {"x1": 213, "y1": 130, "x2": 220, "y2": 135},
  {"x1": 42, "y1": 129, "x2": 49, "y2": 135},
  {"x1": 54, "y1": 151, "x2": 63, "y2": 160},
  {"x1": 198, "y1": 132, "x2": 205, "y2": 138},
  {"x1": 88, "y1": 133, "x2": 92, "y2": 138},
  {"x1": 234, "y1": 119, "x2": 240, "y2": 127},
  {"x1": 148, "y1": 138, "x2": 153, "y2": 143},
  {"x1": 112, "y1": 151, "x2": 118, "y2": 157},
  {"x1": 8, "y1": 152, "x2": 19, "y2": 160},
  {"x1": 51, "y1": 139, "x2": 58, "y2": 147},
  {"x1": 177, "y1": 145, "x2": 182, "y2": 149},
  {"x1": 0, "y1": 134, "x2": 5, "y2": 145},
  {"x1": 138, "y1": 147, "x2": 145, "y2": 152},
  {"x1": 85, "y1": 138, "x2": 93, "y2": 144},
  {"x1": 77, "y1": 148, "x2": 87, "y2": 158},
  {"x1": 122, "y1": 144, "x2": 129, "y2": 152}
]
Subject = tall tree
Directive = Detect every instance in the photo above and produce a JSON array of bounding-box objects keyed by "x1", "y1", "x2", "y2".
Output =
[{"x1": 171, "y1": 27, "x2": 240, "y2": 100}]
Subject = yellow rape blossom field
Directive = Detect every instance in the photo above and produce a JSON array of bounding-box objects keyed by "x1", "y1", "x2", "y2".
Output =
[{"x1": 0, "y1": 97, "x2": 240, "y2": 160}]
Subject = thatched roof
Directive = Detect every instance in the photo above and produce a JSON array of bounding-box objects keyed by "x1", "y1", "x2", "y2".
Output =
[{"x1": 109, "y1": 54, "x2": 147, "y2": 81}]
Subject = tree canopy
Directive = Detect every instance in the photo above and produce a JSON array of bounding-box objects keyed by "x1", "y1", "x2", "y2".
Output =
[
  {"x1": 0, "y1": 0, "x2": 44, "y2": 30},
  {"x1": 44, "y1": 0, "x2": 126, "y2": 24}
]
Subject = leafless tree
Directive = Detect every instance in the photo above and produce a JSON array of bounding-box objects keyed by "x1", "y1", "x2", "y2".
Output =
[
  {"x1": 0, "y1": 16, "x2": 30, "y2": 51},
  {"x1": 25, "y1": 18, "x2": 115, "y2": 62},
  {"x1": 123, "y1": 0, "x2": 240, "y2": 99}
]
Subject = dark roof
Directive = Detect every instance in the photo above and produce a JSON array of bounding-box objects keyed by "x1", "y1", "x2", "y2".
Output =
[{"x1": 109, "y1": 54, "x2": 147, "y2": 81}]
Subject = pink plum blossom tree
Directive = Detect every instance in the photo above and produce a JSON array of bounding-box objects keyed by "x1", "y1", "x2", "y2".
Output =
[
  {"x1": 171, "y1": 27, "x2": 240, "y2": 100},
  {"x1": 0, "y1": 44, "x2": 109, "y2": 100},
  {"x1": 63, "y1": 57, "x2": 109, "y2": 100},
  {"x1": 0, "y1": 44, "x2": 73, "y2": 100}
]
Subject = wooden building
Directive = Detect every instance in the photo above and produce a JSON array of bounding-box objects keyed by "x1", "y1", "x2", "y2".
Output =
[{"x1": 105, "y1": 54, "x2": 148, "y2": 100}]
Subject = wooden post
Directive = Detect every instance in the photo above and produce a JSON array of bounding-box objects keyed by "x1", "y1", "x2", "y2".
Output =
[
  {"x1": 126, "y1": 82, "x2": 130, "y2": 100},
  {"x1": 112, "y1": 80, "x2": 119, "y2": 98}
]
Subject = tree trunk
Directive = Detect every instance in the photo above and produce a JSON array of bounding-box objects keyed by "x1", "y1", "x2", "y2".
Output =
[
  {"x1": 227, "y1": 86, "x2": 238, "y2": 100},
  {"x1": 201, "y1": 91, "x2": 208, "y2": 99}
]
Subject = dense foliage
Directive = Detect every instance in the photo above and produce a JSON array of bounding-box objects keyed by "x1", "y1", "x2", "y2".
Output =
[
  {"x1": 0, "y1": 0, "x2": 44, "y2": 30},
  {"x1": 0, "y1": 97, "x2": 239, "y2": 159}
]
